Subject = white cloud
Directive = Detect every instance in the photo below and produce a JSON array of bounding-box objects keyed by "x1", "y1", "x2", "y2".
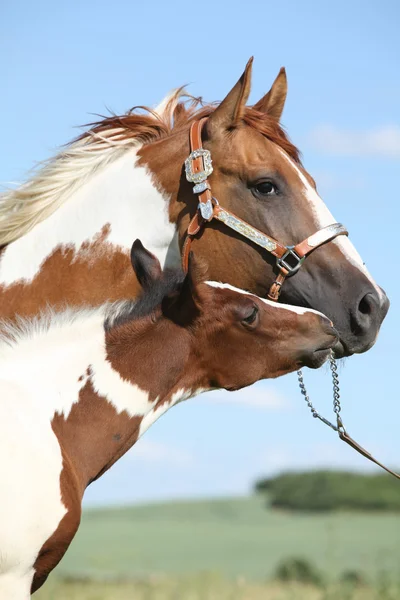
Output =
[
  {"x1": 308, "y1": 124, "x2": 400, "y2": 158},
  {"x1": 204, "y1": 383, "x2": 291, "y2": 411},
  {"x1": 128, "y1": 439, "x2": 193, "y2": 467}
]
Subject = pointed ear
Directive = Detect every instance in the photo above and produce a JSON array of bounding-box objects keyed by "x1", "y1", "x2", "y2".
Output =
[
  {"x1": 206, "y1": 57, "x2": 253, "y2": 136},
  {"x1": 186, "y1": 252, "x2": 209, "y2": 291},
  {"x1": 175, "y1": 252, "x2": 208, "y2": 310},
  {"x1": 162, "y1": 253, "x2": 209, "y2": 326},
  {"x1": 130, "y1": 239, "x2": 162, "y2": 289},
  {"x1": 253, "y1": 67, "x2": 287, "y2": 121}
]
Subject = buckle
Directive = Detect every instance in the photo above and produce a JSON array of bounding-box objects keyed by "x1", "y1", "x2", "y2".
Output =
[
  {"x1": 185, "y1": 149, "x2": 213, "y2": 185},
  {"x1": 276, "y1": 246, "x2": 304, "y2": 275}
]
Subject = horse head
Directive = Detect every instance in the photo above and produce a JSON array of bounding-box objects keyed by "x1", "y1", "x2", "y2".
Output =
[{"x1": 140, "y1": 59, "x2": 389, "y2": 357}]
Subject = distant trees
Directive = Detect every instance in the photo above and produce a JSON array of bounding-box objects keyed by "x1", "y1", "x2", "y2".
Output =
[{"x1": 254, "y1": 470, "x2": 400, "y2": 511}]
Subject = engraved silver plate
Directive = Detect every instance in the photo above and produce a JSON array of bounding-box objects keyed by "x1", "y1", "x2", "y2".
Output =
[
  {"x1": 215, "y1": 209, "x2": 277, "y2": 252},
  {"x1": 193, "y1": 181, "x2": 210, "y2": 194},
  {"x1": 307, "y1": 223, "x2": 347, "y2": 248},
  {"x1": 185, "y1": 149, "x2": 213, "y2": 184},
  {"x1": 199, "y1": 200, "x2": 214, "y2": 221}
]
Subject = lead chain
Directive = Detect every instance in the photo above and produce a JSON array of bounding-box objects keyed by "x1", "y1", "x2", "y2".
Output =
[{"x1": 297, "y1": 351, "x2": 345, "y2": 434}]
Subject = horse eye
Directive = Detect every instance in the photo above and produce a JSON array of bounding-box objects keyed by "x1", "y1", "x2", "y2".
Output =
[
  {"x1": 254, "y1": 181, "x2": 278, "y2": 196},
  {"x1": 242, "y1": 305, "x2": 259, "y2": 326}
]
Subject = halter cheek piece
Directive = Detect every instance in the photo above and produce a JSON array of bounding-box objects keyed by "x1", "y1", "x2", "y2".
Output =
[
  {"x1": 182, "y1": 117, "x2": 348, "y2": 301},
  {"x1": 182, "y1": 117, "x2": 400, "y2": 482}
]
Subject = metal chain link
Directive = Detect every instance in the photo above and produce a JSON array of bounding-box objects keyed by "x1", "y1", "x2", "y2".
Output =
[{"x1": 297, "y1": 350, "x2": 345, "y2": 434}]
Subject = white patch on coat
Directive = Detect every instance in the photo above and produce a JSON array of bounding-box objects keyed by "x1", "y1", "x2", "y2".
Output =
[
  {"x1": 0, "y1": 307, "x2": 159, "y2": 590},
  {"x1": 278, "y1": 149, "x2": 384, "y2": 300},
  {"x1": 0, "y1": 379, "x2": 67, "y2": 598},
  {"x1": 0, "y1": 150, "x2": 178, "y2": 286},
  {"x1": 138, "y1": 388, "x2": 206, "y2": 438}
]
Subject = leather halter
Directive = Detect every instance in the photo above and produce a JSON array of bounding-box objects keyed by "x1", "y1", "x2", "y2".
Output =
[{"x1": 182, "y1": 117, "x2": 348, "y2": 301}]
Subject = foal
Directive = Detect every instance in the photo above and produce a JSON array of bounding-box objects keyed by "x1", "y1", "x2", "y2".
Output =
[{"x1": 0, "y1": 241, "x2": 337, "y2": 598}]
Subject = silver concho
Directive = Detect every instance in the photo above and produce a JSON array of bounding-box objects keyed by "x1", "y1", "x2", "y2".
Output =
[
  {"x1": 185, "y1": 149, "x2": 213, "y2": 185},
  {"x1": 199, "y1": 200, "x2": 214, "y2": 221}
]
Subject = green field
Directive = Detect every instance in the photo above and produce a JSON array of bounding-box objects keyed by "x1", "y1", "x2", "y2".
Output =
[
  {"x1": 37, "y1": 495, "x2": 400, "y2": 587},
  {"x1": 35, "y1": 577, "x2": 400, "y2": 600}
]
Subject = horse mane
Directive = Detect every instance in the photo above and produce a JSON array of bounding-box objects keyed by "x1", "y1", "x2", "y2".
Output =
[{"x1": 0, "y1": 89, "x2": 300, "y2": 246}]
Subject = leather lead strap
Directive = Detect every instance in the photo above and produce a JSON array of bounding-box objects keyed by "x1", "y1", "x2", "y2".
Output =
[{"x1": 339, "y1": 431, "x2": 400, "y2": 480}]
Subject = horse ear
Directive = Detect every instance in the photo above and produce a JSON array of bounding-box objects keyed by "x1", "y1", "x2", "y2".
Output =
[
  {"x1": 186, "y1": 252, "x2": 209, "y2": 291},
  {"x1": 130, "y1": 239, "x2": 162, "y2": 289},
  {"x1": 176, "y1": 253, "x2": 208, "y2": 309},
  {"x1": 206, "y1": 57, "x2": 253, "y2": 135},
  {"x1": 253, "y1": 67, "x2": 287, "y2": 121},
  {"x1": 162, "y1": 254, "x2": 209, "y2": 326}
]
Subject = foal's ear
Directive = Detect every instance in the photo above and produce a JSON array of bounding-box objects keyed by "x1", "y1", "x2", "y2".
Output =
[
  {"x1": 130, "y1": 239, "x2": 162, "y2": 289},
  {"x1": 206, "y1": 57, "x2": 253, "y2": 135},
  {"x1": 253, "y1": 67, "x2": 287, "y2": 122}
]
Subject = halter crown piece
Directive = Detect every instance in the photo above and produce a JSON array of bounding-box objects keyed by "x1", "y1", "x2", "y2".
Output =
[
  {"x1": 182, "y1": 118, "x2": 400, "y2": 481},
  {"x1": 182, "y1": 117, "x2": 348, "y2": 300}
]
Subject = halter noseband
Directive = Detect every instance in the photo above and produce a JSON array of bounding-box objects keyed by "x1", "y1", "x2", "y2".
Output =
[{"x1": 182, "y1": 117, "x2": 348, "y2": 301}]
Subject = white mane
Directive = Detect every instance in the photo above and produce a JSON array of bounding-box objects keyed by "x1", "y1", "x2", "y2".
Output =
[{"x1": 0, "y1": 89, "x2": 184, "y2": 246}]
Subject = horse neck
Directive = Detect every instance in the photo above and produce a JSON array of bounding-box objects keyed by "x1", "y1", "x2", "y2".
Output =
[
  {"x1": 46, "y1": 309, "x2": 207, "y2": 495},
  {"x1": 0, "y1": 146, "x2": 181, "y2": 319}
]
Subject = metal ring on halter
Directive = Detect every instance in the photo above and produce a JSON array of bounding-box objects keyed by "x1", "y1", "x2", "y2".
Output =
[{"x1": 276, "y1": 246, "x2": 304, "y2": 276}]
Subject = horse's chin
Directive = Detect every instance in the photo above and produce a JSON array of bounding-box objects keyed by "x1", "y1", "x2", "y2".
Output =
[
  {"x1": 332, "y1": 340, "x2": 347, "y2": 359},
  {"x1": 333, "y1": 337, "x2": 377, "y2": 358}
]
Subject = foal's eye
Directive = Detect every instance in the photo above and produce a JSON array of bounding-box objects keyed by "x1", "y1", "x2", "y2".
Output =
[
  {"x1": 253, "y1": 181, "x2": 278, "y2": 197},
  {"x1": 242, "y1": 305, "x2": 259, "y2": 326}
]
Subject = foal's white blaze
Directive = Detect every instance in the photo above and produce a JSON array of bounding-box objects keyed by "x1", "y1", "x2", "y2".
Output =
[
  {"x1": 0, "y1": 150, "x2": 177, "y2": 286},
  {"x1": 278, "y1": 149, "x2": 384, "y2": 300},
  {"x1": 206, "y1": 281, "x2": 328, "y2": 318}
]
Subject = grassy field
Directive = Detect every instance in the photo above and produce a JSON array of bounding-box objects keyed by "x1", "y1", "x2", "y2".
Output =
[
  {"x1": 35, "y1": 576, "x2": 400, "y2": 600},
  {"x1": 41, "y1": 495, "x2": 400, "y2": 583}
]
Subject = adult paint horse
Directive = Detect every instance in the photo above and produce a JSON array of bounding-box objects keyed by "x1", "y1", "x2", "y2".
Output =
[
  {"x1": 0, "y1": 241, "x2": 338, "y2": 598},
  {"x1": 0, "y1": 59, "x2": 388, "y2": 356}
]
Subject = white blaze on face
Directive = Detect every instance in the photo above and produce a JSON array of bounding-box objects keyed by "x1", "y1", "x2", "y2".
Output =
[
  {"x1": 206, "y1": 281, "x2": 328, "y2": 318},
  {"x1": 278, "y1": 149, "x2": 384, "y2": 301}
]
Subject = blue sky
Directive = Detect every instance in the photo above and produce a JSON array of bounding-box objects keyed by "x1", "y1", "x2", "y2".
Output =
[{"x1": 1, "y1": 0, "x2": 399, "y2": 505}]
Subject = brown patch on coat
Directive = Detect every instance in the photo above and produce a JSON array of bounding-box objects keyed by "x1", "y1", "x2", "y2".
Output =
[
  {"x1": 31, "y1": 379, "x2": 143, "y2": 593},
  {"x1": 0, "y1": 226, "x2": 141, "y2": 320}
]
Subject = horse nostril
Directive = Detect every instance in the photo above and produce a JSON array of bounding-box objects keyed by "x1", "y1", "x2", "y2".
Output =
[
  {"x1": 352, "y1": 291, "x2": 382, "y2": 336},
  {"x1": 358, "y1": 294, "x2": 374, "y2": 316}
]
